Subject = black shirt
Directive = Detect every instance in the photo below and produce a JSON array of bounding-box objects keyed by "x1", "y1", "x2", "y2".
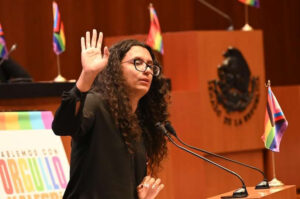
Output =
[{"x1": 52, "y1": 86, "x2": 147, "y2": 199}]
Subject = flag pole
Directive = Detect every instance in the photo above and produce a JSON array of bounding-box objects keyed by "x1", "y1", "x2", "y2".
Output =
[
  {"x1": 269, "y1": 151, "x2": 284, "y2": 187},
  {"x1": 265, "y1": 80, "x2": 284, "y2": 187},
  {"x1": 265, "y1": 79, "x2": 271, "y2": 88},
  {"x1": 54, "y1": 54, "x2": 66, "y2": 82},
  {"x1": 242, "y1": 5, "x2": 253, "y2": 31}
]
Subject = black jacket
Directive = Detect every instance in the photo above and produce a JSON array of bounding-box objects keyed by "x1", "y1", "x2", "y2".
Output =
[{"x1": 52, "y1": 86, "x2": 147, "y2": 199}]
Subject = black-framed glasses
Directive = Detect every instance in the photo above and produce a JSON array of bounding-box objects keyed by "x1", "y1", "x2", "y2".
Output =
[{"x1": 122, "y1": 58, "x2": 161, "y2": 77}]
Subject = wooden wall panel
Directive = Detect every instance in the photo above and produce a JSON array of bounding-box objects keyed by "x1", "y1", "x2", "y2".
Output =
[
  {"x1": 168, "y1": 91, "x2": 264, "y2": 154},
  {"x1": 0, "y1": 0, "x2": 299, "y2": 85},
  {"x1": 163, "y1": 30, "x2": 265, "y2": 91},
  {"x1": 0, "y1": 0, "x2": 299, "y2": 197}
]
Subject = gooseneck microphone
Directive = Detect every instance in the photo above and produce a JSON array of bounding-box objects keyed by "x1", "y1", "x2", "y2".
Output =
[
  {"x1": 196, "y1": 0, "x2": 234, "y2": 31},
  {"x1": 164, "y1": 121, "x2": 269, "y2": 190},
  {"x1": 156, "y1": 122, "x2": 248, "y2": 198}
]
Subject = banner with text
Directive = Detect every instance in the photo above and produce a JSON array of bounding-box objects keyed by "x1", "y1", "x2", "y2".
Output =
[{"x1": 0, "y1": 111, "x2": 69, "y2": 199}]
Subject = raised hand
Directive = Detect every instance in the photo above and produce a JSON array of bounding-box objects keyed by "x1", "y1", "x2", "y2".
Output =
[
  {"x1": 137, "y1": 176, "x2": 165, "y2": 199},
  {"x1": 76, "y1": 29, "x2": 109, "y2": 92},
  {"x1": 81, "y1": 29, "x2": 109, "y2": 74}
]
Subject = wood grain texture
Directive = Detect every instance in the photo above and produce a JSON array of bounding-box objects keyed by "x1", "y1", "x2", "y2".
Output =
[{"x1": 0, "y1": 0, "x2": 298, "y2": 85}]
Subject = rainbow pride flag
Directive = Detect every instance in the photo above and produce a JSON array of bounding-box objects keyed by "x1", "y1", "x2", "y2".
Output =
[
  {"x1": 261, "y1": 87, "x2": 288, "y2": 152},
  {"x1": 0, "y1": 23, "x2": 8, "y2": 59},
  {"x1": 146, "y1": 4, "x2": 164, "y2": 54},
  {"x1": 52, "y1": 1, "x2": 66, "y2": 55},
  {"x1": 239, "y1": 0, "x2": 260, "y2": 8},
  {"x1": 0, "y1": 111, "x2": 53, "y2": 130}
]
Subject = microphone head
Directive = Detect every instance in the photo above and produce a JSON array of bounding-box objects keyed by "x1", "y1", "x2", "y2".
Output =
[
  {"x1": 165, "y1": 121, "x2": 177, "y2": 136},
  {"x1": 155, "y1": 122, "x2": 168, "y2": 135},
  {"x1": 11, "y1": 44, "x2": 17, "y2": 51},
  {"x1": 227, "y1": 25, "x2": 234, "y2": 31}
]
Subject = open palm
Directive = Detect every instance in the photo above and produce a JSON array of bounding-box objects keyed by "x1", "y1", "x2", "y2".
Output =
[
  {"x1": 76, "y1": 29, "x2": 109, "y2": 92},
  {"x1": 81, "y1": 29, "x2": 109, "y2": 74}
]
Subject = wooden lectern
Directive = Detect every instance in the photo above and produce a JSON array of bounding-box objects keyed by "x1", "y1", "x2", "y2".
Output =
[{"x1": 208, "y1": 185, "x2": 296, "y2": 199}]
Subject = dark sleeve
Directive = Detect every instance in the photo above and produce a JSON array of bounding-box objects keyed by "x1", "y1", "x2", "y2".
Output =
[{"x1": 52, "y1": 86, "x2": 95, "y2": 137}]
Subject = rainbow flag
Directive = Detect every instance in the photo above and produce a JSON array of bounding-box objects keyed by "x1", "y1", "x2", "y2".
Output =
[
  {"x1": 0, "y1": 23, "x2": 8, "y2": 59},
  {"x1": 0, "y1": 111, "x2": 53, "y2": 130},
  {"x1": 261, "y1": 87, "x2": 288, "y2": 152},
  {"x1": 146, "y1": 4, "x2": 164, "y2": 54},
  {"x1": 239, "y1": 0, "x2": 260, "y2": 8},
  {"x1": 53, "y1": 1, "x2": 66, "y2": 55}
]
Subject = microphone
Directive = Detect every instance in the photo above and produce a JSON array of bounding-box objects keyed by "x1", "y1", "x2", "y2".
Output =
[
  {"x1": 0, "y1": 44, "x2": 32, "y2": 83},
  {"x1": 196, "y1": 0, "x2": 234, "y2": 31},
  {"x1": 0, "y1": 44, "x2": 17, "y2": 66},
  {"x1": 9, "y1": 44, "x2": 17, "y2": 52},
  {"x1": 164, "y1": 121, "x2": 269, "y2": 189},
  {"x1": 156, "y1": 122, "x2": 248, "y2": 198}
]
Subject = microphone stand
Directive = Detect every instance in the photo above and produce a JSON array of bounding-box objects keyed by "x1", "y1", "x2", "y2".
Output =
[
  {"x1": 196, "y1": 0, "x2": 234, "y2": 31},
  {"x1": 157, "y1": 123, "x2": 248, "y2": 198},
  {"x1": 165, "y1": 122, "x2": 269, "y2": 189}
]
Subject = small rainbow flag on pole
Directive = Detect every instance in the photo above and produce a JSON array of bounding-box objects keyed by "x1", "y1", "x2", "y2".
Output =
[
  {"x1": 261, "y1": 85, "x2": 288, "y2": 152},
  {"x1": 53, "y1": 1, "x2": 66, "y2": 55},
  {"x1": 0, "y1": 23, "x2": 8, "y2": 59},
  {"x1": 146, "y1": 4, "x2": 164, "y2": 54},
  {"x1": 239, "y1": 0, "x2": 260, "y2": 8}
]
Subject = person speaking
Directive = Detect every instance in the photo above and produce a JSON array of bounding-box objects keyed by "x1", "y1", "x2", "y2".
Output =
[{"x1": 52, "y1": 29, "x2": 170, "y2": 199}]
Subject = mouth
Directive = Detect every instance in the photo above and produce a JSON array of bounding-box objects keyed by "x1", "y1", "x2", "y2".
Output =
[{"x1": 139, "y1": 78, "x2": 150, "y2": 83}]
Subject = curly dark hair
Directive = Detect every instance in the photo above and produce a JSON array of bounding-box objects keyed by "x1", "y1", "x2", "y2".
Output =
[{"x1": 92, "y1": 39, "x2": 169, "y2": 174}]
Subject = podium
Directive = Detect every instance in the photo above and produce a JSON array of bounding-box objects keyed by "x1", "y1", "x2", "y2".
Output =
[{"x1": 208, "y1": 185, "x2": 296, "y2": 199}]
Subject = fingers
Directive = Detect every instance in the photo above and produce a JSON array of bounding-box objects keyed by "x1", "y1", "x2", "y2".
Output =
[
  {"x1": 148, "y1": 179, "x2": 164, "y2": 199},
  {"x1": 141, "y1": 176, "x2": 156, "y2": 189},
  {"x1": 151, "y1": 178, "x2": 161, "y2": 189},
  {"x1": 96, "y1": 32, "x2": 103, "y2": 50},
  {"x1": 147, "y1": 178, "x2": 156, "y2": 188},
  {"x1": 138, "y1": 176, "x2": 164, "y2": 193},
  {"x1": 138, "y1": 176, "x2": 164, "y2": 198},
  {"x1": 156, "y1": 184, "x2": 164, "y2": 193},
  {"x1": 91, "y1": 29, "x2": 97, "y2": 48},
  {"x1": 82, "y1": 30, "x2": 104, "y2": 51},
  {"x1": 81, "y1": 37, "x2": 85, "y2": 51},
  {"x1": 141, "y1": 176, "x2": 151, "y2": 186},
  {"x1": 85, "y1": 31, "x2": 90, "y2": 48}
]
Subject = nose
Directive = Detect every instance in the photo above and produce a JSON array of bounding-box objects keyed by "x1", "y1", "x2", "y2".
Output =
[{"x1": 144, "y1": 65, "x2": 153, "y2": 75}]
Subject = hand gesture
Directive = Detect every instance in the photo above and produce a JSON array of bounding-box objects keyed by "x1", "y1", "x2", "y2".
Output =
[
  {"x1": 81, "y1": 29, "x2": 109, "y2": 74},
  {"x1": 76, "y1": 29, "x2": 109, "y2": 92},
  {"x1": 137, "y1": 176, "x2": 165, "y2": 199}
]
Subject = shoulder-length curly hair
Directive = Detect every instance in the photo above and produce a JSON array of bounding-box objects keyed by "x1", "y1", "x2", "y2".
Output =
[{"x1": 92, "y1": 39, "x2": 169, "y2": 174}]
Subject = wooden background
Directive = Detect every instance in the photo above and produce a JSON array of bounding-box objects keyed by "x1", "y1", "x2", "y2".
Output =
[
  {"x1": 0, "y1": 0, "x2": 299, "y2": 197},
  {"x1": 0, "y1": 0, "x2": 299, "y2": 85}
]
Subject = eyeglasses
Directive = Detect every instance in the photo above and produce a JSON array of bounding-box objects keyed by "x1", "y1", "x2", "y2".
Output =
[{"x1": 122, "y1": 58, "x2": 161, "y2": 77}]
